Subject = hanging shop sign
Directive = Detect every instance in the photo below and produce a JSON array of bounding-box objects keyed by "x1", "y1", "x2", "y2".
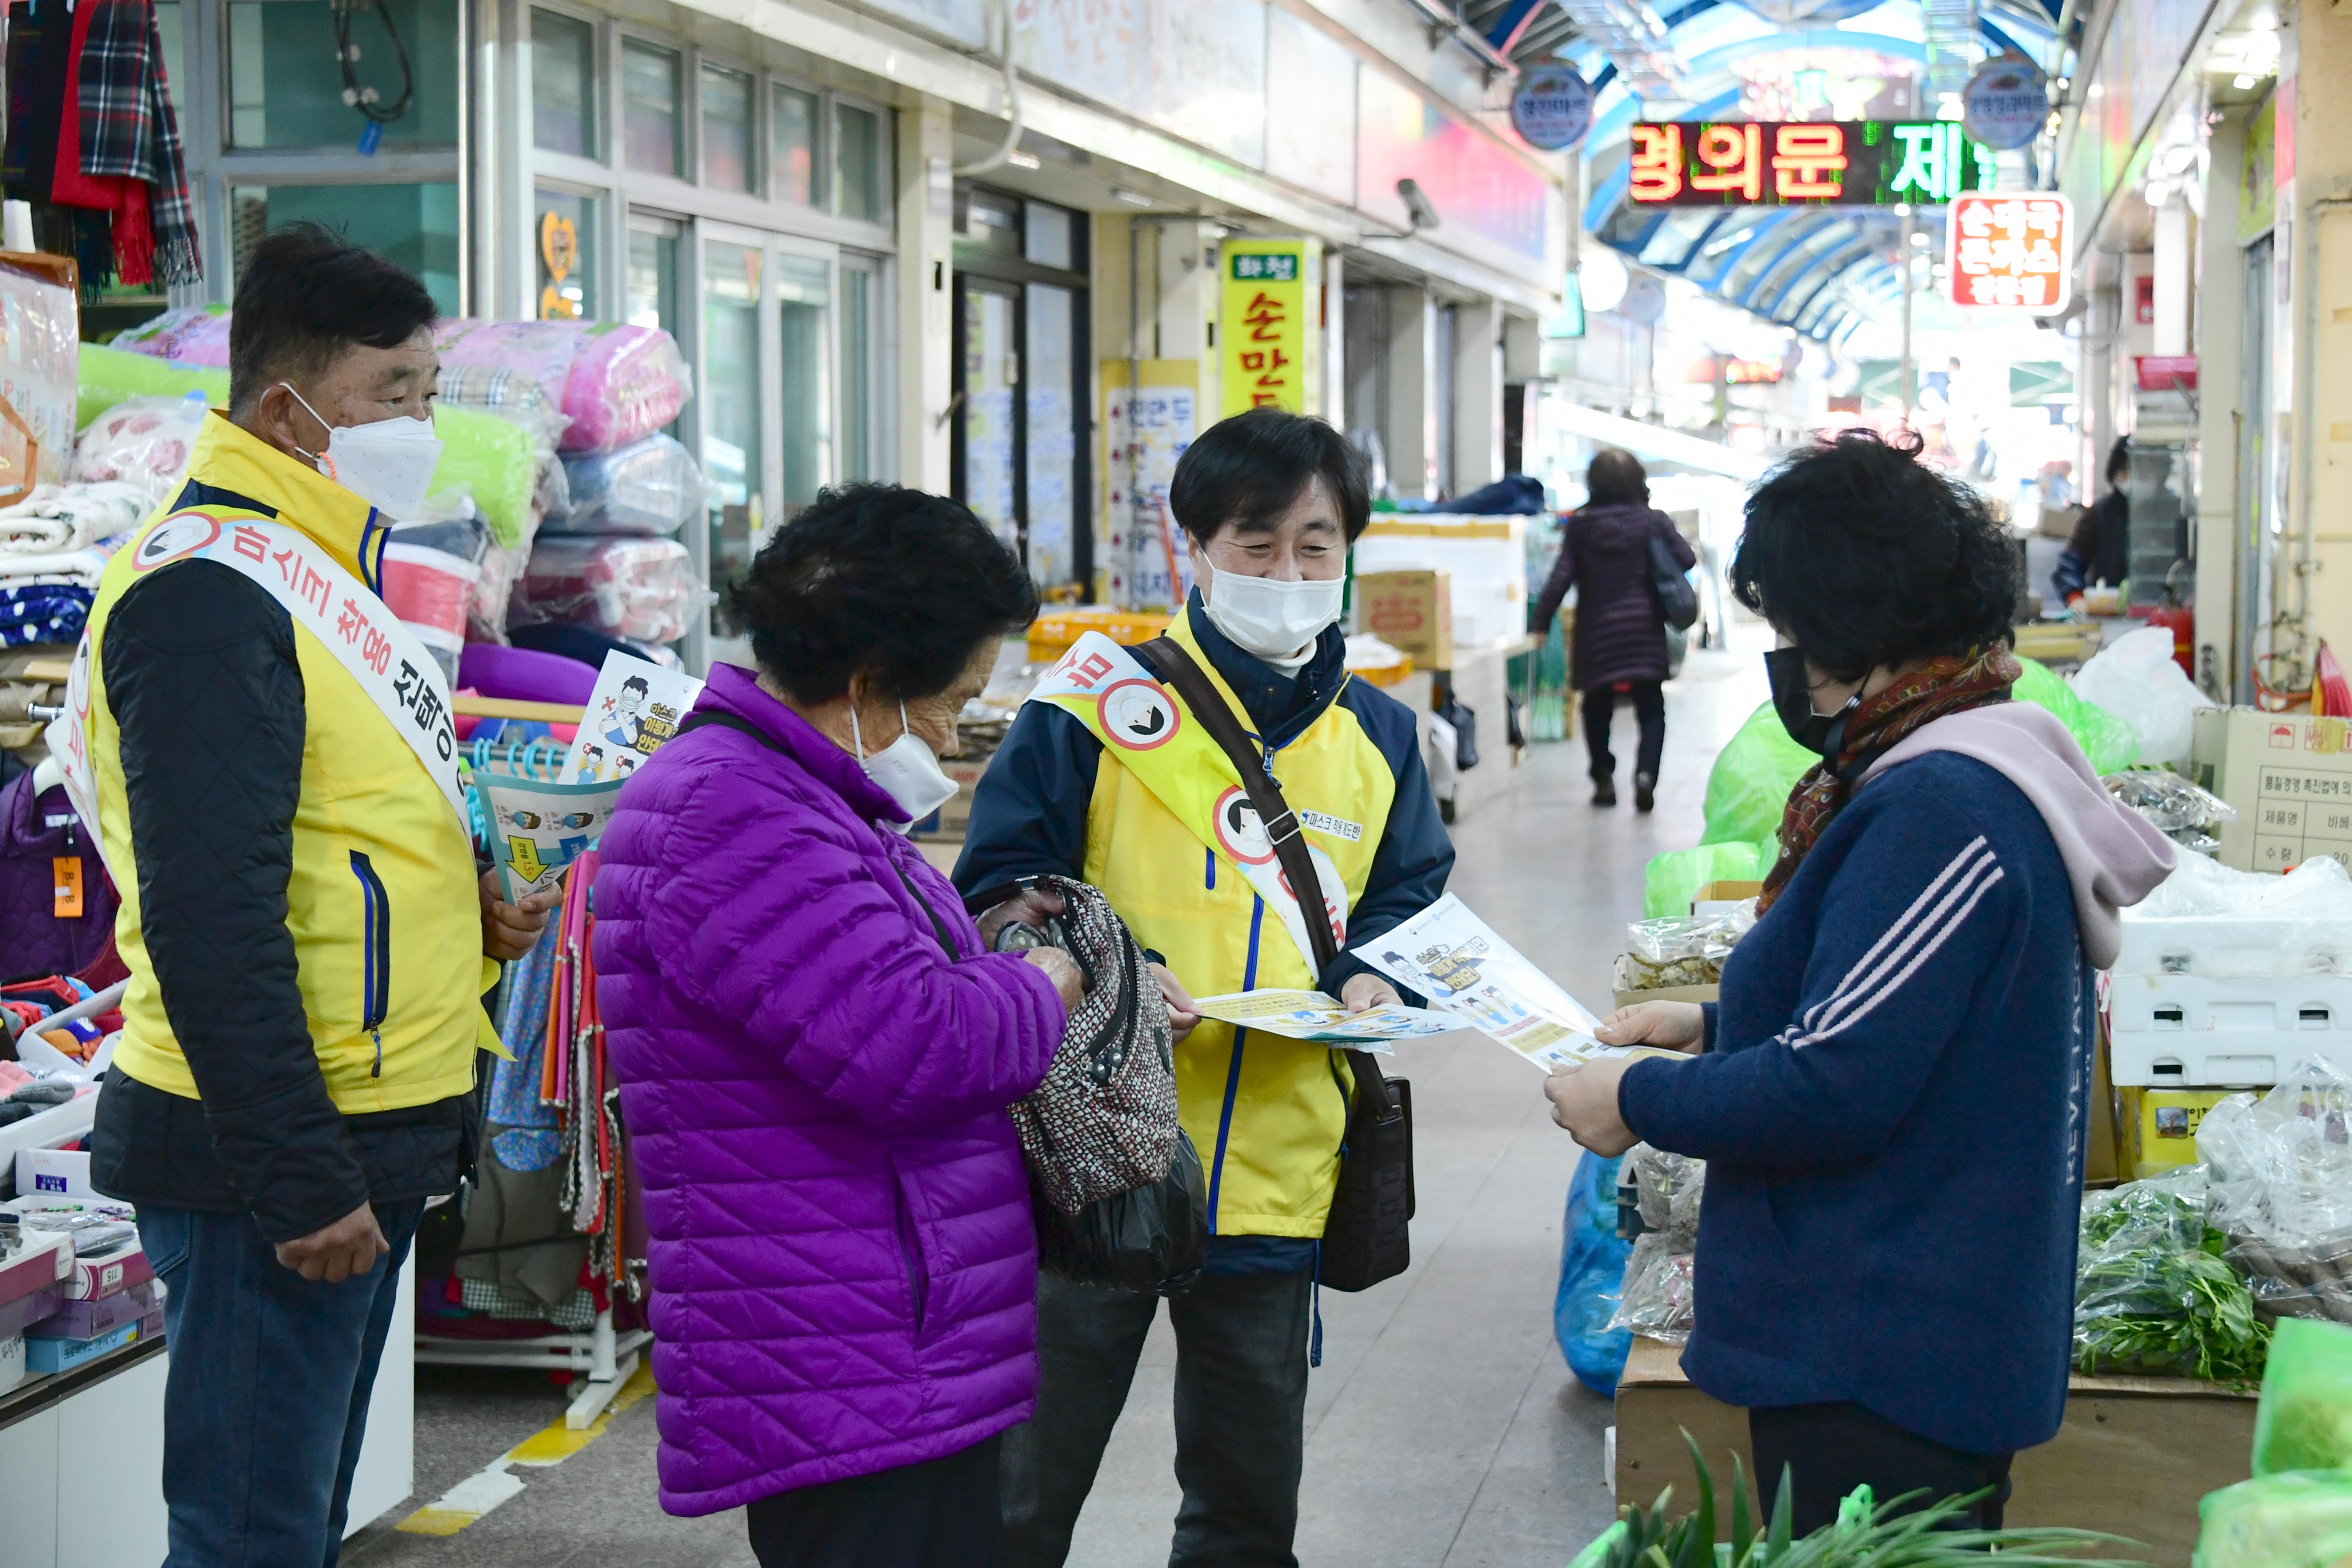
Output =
[
  {"x1": 1945, "y1": 192, "x2": 2072, "y2": 313},
  {"x1": 1511, "y1": 66, "x2": 1596, "y2": 152},
  {"x1": 1960, "y1": 57, "x2": 2050, "y2": 151},
  {"x1": 1628, "y1": 120, "x2": 1997, "y2": 207},
  {"x1": 1218, "y1": 237, "x2": 1323, "y2": 420}
]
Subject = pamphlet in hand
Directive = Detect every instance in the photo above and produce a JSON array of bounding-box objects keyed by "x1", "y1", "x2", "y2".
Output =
[
  {"x1": 1354, "y1": 894, "x2": 1652, "y2": 1071},
  {"x1": 561, "y1": 652, "x2": 705, "y2": 785},
  {"x1": 476, "y1": 773, "x2": 623, "y2": 903},
  {"x1": 1190, "y1": 989, "x2": 1463, "y2": 1050}
]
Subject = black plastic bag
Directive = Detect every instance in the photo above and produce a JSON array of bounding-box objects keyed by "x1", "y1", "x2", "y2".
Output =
[
  {"x1": 1435, "y1": 694, "x2": 1479, "y2": 770},
  {"x1": 1034, "y1": 1128, "x2": 1209, "y2": 1295}
]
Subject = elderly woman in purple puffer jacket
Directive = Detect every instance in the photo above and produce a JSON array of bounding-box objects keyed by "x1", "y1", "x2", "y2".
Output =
[
  {"x1": 1530, "y1": 448, "x2": 1699, "y2": 813},
  {"x1": 594, "y1": 485, "x2": 1081, "y2": 1568}
]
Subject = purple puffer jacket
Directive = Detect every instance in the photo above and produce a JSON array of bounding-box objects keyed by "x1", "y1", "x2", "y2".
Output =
[{"x1": 594, "y1": 664, "x2": 1065, "y2": 1516}]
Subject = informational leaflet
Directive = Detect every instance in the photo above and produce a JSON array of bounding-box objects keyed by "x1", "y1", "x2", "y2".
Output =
[
  {"x1": 477, "y1": 773, "x2": 623, "y2": 902},
  {"x1": 1353, "y1": 894, "x2": 1644, "y2": 1070},
  {"x1": 1190, "y1": 989, "x2": 1462, "y2": 1049},
  {"x1": 561, "y1": 653, "x2": 705, "y2": 785}
]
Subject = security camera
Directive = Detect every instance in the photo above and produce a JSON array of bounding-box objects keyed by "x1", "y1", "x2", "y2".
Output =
[{"x1": 1396, "y1": 179, "x2": 1442, "y2": 233}]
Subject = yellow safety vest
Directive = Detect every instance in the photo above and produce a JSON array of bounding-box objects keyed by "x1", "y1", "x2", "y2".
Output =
[
  {"x1": 83, "y1": 414, "x2": 498, "y2": 1113},
  {"x1": 1035, "y1": 614, "x2": 1398, "y2": 1238}
]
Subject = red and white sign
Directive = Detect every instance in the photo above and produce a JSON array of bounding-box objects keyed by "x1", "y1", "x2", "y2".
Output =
[{"x1": 1946, "y1": 192, "x2": 2072, "y2": 314}]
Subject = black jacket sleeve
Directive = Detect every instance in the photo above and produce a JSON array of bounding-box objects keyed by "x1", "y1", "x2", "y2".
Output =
[
  {"x1": 1529, "y1": 516, "x2": 1579, "y2": 635},
  {"x1": 952, "y1": 702, "x2": 1102, "y2": 909},
  {"x1": 105, "y1": 560, "x2": 370, "y2": 1243}
]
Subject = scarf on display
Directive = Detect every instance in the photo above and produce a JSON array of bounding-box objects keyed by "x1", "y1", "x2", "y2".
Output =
[
  {"x1": 76, "y1": 0, "x2": 201, "y2": 287},
  {"x1": 1758, "y1": 644, "x2": 2023, "y2": 912},
  {"x1": 0, "y1": 0, "x2": 112, "y2": 291}
]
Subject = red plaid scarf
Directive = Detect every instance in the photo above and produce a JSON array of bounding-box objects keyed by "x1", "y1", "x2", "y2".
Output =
[
  {"x1": 1757, "y1": 645, "x2": 2023, "y2": 912},
  {"x1": 66, "y1": 0, "x2": 200, "y2": 287}
]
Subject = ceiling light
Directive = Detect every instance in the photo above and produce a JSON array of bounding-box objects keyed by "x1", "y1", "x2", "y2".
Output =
[
  {"x1": 1113, "y1": 188, "x2": 1154, "y2": 207},
  {"x1": 1005, "y1": 149, "x2": 1041, "y2": 170},
  {"x1": 1910, "y1": 231, "x2": 1930, "y2": 246},
  {"x1": 2235, "y1": 72, "x2": 2259, "y2": 89}
]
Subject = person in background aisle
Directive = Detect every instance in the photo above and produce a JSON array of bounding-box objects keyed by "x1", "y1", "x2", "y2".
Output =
[
  {"x1": 1544, "y1": 430, "x2": 2176, "y2": 1535},
  {"x1": 956, "y1": 408, "x2": 1454, "y2": 1568},
  {"x1": 2053, "y1": 437, "x2": 2131, "y2": 605},
  {"x1": 81, "y1": 225, "x2": 558, "y2": 1567},
  {"x1": 594, "y1": 485, "x2": 1078, "y2": 1568},
  {"x1": 1529, "y1": 447, "x2": 1696, "y2": 813}
]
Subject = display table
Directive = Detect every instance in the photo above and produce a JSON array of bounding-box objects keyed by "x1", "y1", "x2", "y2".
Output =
[
  {"x1": 1613, "y1": 1336, "x2": 2253, "y2": 1564},
  {"x1": 0, "y1": 1257, "x2": 415, "y2": 1567},
  {"x1": 1388, "y1": 635, "x2": 1539, "y2": 822}
]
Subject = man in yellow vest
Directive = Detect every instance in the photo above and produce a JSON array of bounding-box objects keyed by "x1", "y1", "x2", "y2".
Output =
[
  {"x1": 74, "y1": 226, "x2": 553, "y2": 1565},
  {"x1": 956, "y1": 408, "x2": 1454, "y2": 1567}
]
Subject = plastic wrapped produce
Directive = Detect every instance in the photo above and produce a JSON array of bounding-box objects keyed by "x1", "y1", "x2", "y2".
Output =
[
  {"x1": 2250, "y1": 1317, "x2": 2352, "y2": 1475},
  {"x1": 2194, "y1": 1470, "x2": 2352, "y2": 1568},
  {"x1": 2200, "y1": 1062, "x2": 2352, "y2": 1325},
  {"x1": 2073, "y1": 1167, "x2": 2269, "y2": 1383},
  {"x1": 2107, "y1": 768, "x2": 2236, "y2": 857},
  {"x1": 69, "y1": 394, "x2": 208, "y2": 506},
  {"x1": 1607, "y1": 1234, "x2": 1698, "y2": 1344},
  {"x1": 1625, "y1": 1141, "x2": 1706, "y2": 1250},
  {"x1": 552, "y1": 435, "x2": 705, "y2": 535},
  {"x1": 514, "y1": 535, "x2": 700, "y2": 645},
  {"x1": 382, "y1": 514, "x2": 489, "y2": 686},
  {"x1": 107, "y1": 305, "x2": 234, "y2": 367}
]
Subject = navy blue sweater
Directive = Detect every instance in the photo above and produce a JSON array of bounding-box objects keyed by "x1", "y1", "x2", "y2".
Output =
[
  {"x1": 1619, "y1": 751, "x2": 2096, "y2": 1457},
  {"x1": 953, "y1": 593, "x2": 1454, "y2": 1002}
]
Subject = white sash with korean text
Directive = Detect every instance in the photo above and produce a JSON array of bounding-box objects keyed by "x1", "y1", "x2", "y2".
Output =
[{"x1": 49, "y1": 512, "x2": 469, "y2": 855}]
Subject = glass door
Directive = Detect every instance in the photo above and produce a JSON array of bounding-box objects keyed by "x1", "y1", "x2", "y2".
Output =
[
  {"x1": 956, "y1": 279, "x2": 1022, "y2": 563},
  {"x1": 702, "y1": 236, "x2": 764, "y2": 648},
  {"x1": 775, "y1": 252, "x2": 833, "y2": 510},
  {"x1": 1024, "y1": 283, "x2": 1077, "y2": 587}
]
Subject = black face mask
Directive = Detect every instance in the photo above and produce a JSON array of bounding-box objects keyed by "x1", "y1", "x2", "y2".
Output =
[{"x1": 1765, "y1": 646, "x2": 1859, "y2": 757}]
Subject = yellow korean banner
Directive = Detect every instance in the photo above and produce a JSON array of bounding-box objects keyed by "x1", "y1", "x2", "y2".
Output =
[{"x1": 1218, "y1": 238, "x2": 1321, "y2": 419}]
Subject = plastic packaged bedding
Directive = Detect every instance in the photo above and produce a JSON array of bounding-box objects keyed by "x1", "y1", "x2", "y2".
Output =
[
  {"x1": 69, "y1": 394, "x2": 209, "y2": 505},
  {"x1": 550, "y1": 435, "x2": 705, "y2": 535},
  {"x1": 381, "y1": 514, "x2": 490, "y2": 687},
  {"x1": 433, "y1": 319, "x2": 690, "y2": 453},
  {"x1": 108, "y1": 305, "x2": 233, "y2": 367},
  {"x1": 512, "y1": 536, "x2": 701, "y2": 645},
  {"x1": 75, "y1": 344, "x2": 226, "y2": 431},
  {"x1": 2201, "y1": 1062, "x2": 2352, "y2": 1326},
  {"x1": 0, "y1": 261, "x2": 79, "y2": 494}
]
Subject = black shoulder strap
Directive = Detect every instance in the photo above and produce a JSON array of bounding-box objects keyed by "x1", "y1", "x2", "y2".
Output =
[
  {"x1": 1132, "y1": 637, "x2": 1341, "y2": 978},
  {"x1": 678, "y1": 710, "x2": 961, "y2": 959}
]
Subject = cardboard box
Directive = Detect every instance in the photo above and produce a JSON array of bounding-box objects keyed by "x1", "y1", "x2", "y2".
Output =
[
  {"x1": 1357, "y1": 571, "x2": 1454, "y2": 671},
  {"x1": 1611, "y1": 953, "x2": 1719, "y2": 1011},
  {"x1": 0, "y1": 1228, "x2": 70, "y2": 1312},
  {"x1": 912, "y1": 757, "x2": 990, "y2": 843},
  {"x1": 1614, "y1": 1337, "x2": 2253, "y2": 1562},
  {"x1": 27, "y1": 1279, "x2": 155, "y2": 1341},
  {"x1": 2114, "y1": 1084, "x2": 2238, "y2": 1180},
  {"x1": 14, "y1": 1145, "x2": 92, "y2": 1200},
  {"x1": 2200, "y1": 708, "x2": 2352, "y2": 872},
  {"x1": 23, "y1": 1314, "x2": 148, "y2": 1377}
]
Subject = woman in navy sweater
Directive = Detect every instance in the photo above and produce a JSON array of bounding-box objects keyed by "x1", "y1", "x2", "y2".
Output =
[{"x1": 1546, "y1": 431, "x2": 2175, "y2": 1532}]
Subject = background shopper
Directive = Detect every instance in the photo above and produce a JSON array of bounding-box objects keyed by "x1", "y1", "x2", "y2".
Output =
[
  {"x1": 1544, "y1": 430, "x2": 2175, "y2": 1533},
  {"x1": 594, "y1": 484, "x2": 1078, "y2": 1568},
  {"x1": 85, "y1": 226, "x2": 556, "y2": 1566},
  {"x1": 1529, "y1": 448, "x2": 1697, "y2": 812},
  {"x1": 2053, "y1": 436, "x2": 2132, "y2": 604}
]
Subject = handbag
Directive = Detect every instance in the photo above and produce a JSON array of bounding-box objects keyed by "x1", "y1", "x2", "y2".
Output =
[
  {"x1": 1646, "y1": 523, "x2": 1699, "y2": 632},
  {"x1": 1133, "y1": 637, "x2": 1415, "y2": 1293}
]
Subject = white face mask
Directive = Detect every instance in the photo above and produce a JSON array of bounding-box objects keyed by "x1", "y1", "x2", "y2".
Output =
[
  {"x1": 851, "y1": 702, "x2": 960, "y2": 833},
  {"x1": 1197, "y1": 557, "x2": 1345, "y2": 668},
  {"x1": 280, "y1": 382, "x2": 444, "y2": 522}
]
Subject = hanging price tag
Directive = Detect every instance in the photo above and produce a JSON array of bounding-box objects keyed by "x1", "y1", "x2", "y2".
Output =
[{"x1": 53, "y1": 856, "x2": 82, "y2": 918}]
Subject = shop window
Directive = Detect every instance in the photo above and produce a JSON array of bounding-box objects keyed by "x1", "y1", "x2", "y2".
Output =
[
  {"x1": 957, "y1": 186, "x2": 1020, "y2": 258},
  {"x1": 622, "y1": 38, "x2": 683, "y2": 178},
  {"x1": 840, "y1": 264, "x2": 876, "y2": 482},
  {"x1": 155, "y1": 1, "x2": 184, "y2": 116},
  {"x1": 531, "y1": 8, "x2": 598, "y2": 158},
  {"x1": 1025, "y1": 201, "x2": 1072, "y2": 270},
  {"x1": 776, "y1": 256, "x2": 831, "y2": 508},
  {"x1": 231, "y1": 185, "x2": 461, "y2": 315},
  {"x1": 772, "y1": 84, "x2": 819, "y2": 207},
  {"x1": 703, "y1": 241, "x2": 765, "y2": 618},
  {"x1": 834, "y1": 103, "x2": 885, "y2": 223},
  {"x1": 700, "y1": 65, "x2": 756, "y2": 194},
  {"x1": 227, "y1": 0, "x2": 459, "y2": 150},
  {"x1": 536, "y1": 191, "x2": 600, "y2": 320},
  {"x1": 628, "y1": 227, "x2": 679, "y2": 335},
  {"x1": 1026, "y1": 283, "x2": 1075, "y2": 586}
]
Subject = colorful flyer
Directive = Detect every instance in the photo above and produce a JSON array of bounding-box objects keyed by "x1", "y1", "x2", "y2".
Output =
[
  {"x1": 1190, "y1": 988, "x2": 1462, "y2": 1048},
  {"x1": 476, "y1": 773, "x2": 623, "y2": 902},
  {"x1": 561, "y1": 652, "x2": 705, "y2": 785}
]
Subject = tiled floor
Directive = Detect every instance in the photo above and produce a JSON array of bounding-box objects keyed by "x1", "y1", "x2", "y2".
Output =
[{"x1": 344, "y1": 634, "x2": 1769, "y2": 1568}]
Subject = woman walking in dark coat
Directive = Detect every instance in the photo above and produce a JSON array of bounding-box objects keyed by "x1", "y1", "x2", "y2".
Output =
[{"x1": 1530, "y1": 449, "x2": 1697, "y2": 812}]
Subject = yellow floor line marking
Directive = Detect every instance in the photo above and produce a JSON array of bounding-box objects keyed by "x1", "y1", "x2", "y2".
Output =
[{"x1": 394, "y1": 1364, "x2": 656, "y2": 1535}]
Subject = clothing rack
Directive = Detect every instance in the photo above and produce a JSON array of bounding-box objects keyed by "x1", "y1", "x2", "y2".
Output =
[{"x1": 412, "y1": 1310, "x2": 649, "y2": 1430}]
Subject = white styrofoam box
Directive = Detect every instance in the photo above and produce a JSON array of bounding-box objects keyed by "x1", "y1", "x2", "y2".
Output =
[
  {"x1": 2114, "y1": 914, "x2": 2352, "y2": 980},
  {"x1": 11, "y1": 1147, "x2": 92, "y2": 1201},
  {"x1": 2108, "y1": 971, "x2": 2352, "y2": 1086},
  {"x1": 1354, "y1": 515, "x2": 1530, "y2": 650}
]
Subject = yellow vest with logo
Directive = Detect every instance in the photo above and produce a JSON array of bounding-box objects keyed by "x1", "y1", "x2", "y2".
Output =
[
  {"x1": 1065, "y1": 615, "x2": 1397, "y2": 1238},
  {"x1": 88, "y1": 414, "x2": 497, "y2": 1111}
]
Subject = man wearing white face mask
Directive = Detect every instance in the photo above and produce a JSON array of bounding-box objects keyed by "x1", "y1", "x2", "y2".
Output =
[
  {"x1": 958, "y1": 408, "x2": 1455, "y2": 1568},
  {"x1": 78, "y1": 225, "x2": 556, "y2": 1566}
]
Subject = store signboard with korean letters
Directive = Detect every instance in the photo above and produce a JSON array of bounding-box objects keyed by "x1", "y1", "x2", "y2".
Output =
[
  {"x1": 1945, "y1": 192, "x2": 2073, "y2": 313},
  {"x1": 1218, "y1": 238, "x2": 1322, "y2": 419},
  {"x1": 1627, "y1": 120, "x2": 1996, "y2": 207}
]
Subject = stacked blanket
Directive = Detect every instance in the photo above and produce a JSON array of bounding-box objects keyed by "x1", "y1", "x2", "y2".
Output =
[{"x1": 0, "y1": 481, "x2": 148, "y2": 646}]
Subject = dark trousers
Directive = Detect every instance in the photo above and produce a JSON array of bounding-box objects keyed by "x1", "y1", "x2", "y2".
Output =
[
  {"x1": 1748, "y1": 1402, "x2": 2014, "y2": 1537},
  {"x1": 1582, "y1": 682, "x2": 1666, "y2": 784},
  {"x1": 138, "y1": 1198, "x2": 425, "y2": 1568},
  {"x1": 1002, "y1": 1269, "x2": 1313, "y2": 1568},
  {"x1": 747, "y1": 1435, "x2": 1005, "y2": 1568}
]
